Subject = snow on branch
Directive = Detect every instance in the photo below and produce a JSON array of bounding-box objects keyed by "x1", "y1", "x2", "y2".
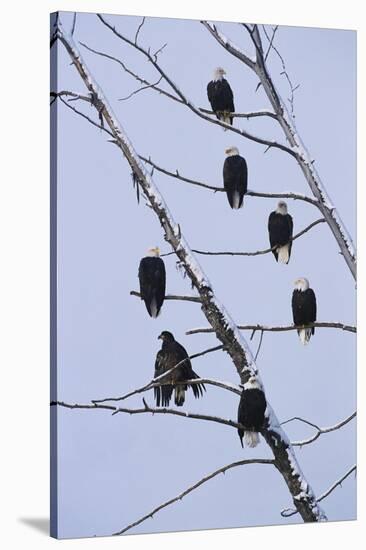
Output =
[
  {"x1": 95, "y1": 15, "x2": 297, "y2": 157},
  {"x1": 130, "y1": 290, "x2": 201, "y2": 302},
  {"x1": 282, "y1": 412, "x2": 356, "y2": 447},
  {"x1": 187, "y1": 322, "x2": 356, "y2": 336},
  {"x1": 53, "y1": 397, "x2": 245, "y2": 431},
  {"x1": 281, "y1": 465, "x2": 356, "y2": 518},
  {"x1": 202, "y1": 21, "x2": 356, "y2": 280},
  {"x1": 113, "y1": 458, "x2": 275, "y2": 535},
  {"x1": 57, "y1": 22, "x2": 326, "y2": 523}
]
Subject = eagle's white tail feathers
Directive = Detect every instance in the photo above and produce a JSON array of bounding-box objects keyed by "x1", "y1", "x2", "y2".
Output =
[
  {"x1": 232, "y1": 191, "x2": 241, "y2": 209},
  {"x1": 299, "y1": 328, "x2": 312, "y2": 345},
  {"x1": 150, "y1": 297, "x2": 158, "y2": 318},
  {"x1": 278, "y1": 244, "x2": 290, "y2": 264},
  {"x1": 244, "y1": 431, "x2": 260, "y2": 448}
]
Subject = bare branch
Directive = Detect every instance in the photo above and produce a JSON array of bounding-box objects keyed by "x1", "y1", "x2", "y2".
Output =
[
  {"x1": 71, "y1": 12, "x2": 77, "y2": 36},
  {"x1": 187, "y1": 322, "x2": 356, "y2": 336},
  {"x1": 130, "y1": 290, "x2": 201, "y2": 302},
  {"x1": 119, "y1": 76, "x2": 164, "y2": 101},
  {"x1": 317, "y1": 465, "x2": 356, "y2": 503},
  {"x1": 92, "y1": 345, "x2": 225, "y2": 404},
  {"x1": 55, "y1": 95, "x2": 114, "y2": 138},
  {"x1": 262, "y1": 25, "x2": 299, "y2": 117},
  {"x1": 53, "y1": 399, "x2": 245, "y2": 431},
  {"x1": 263, "y1": 25, "x2": 279, "y2": 62},
  {"x1": 140, "y1": 155, "x2": 321, "y2": 207},
  {"x1": 281, "y1": 465, "x2": 356, "y2": 517},
  {"x1": 254, "y1": 330, "x2": 264, "y2": 361},
  {"x1": 185, "y1": 219, "x2": 325, "y2": 258},
  {"x1": 113, "y1": 458, "x2": 275, "y2": 535},
  {"x1": 134, "y1": 16, "x2": 145, "y2": 44},
  {"x1": 96, "y1": 14, "x2": 297, "y2": 157},
  {"x1": 283, "y1": 412, "x2": 356, "y2": 447},
  {"x1": 79, "y1": 40, "x2": 276, "y2": 122}
]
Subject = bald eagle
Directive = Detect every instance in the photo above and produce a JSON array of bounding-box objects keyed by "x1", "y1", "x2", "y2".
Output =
[
  {"x1": 268, "y1": 202, "x2": 294, "y2": 264},
  {"x1": 223, "y1": 147, "x2": 248, "y2": 209},
  {"x1": 154, "y1": 331, "x2": 206, "y2": 407},
  {"x1": 207, "y1": 67, "x2": 235, "y2": 126},
  {"x1": 138, "y1": 247, "x2": 166, "y2": 318},
  {"x1": 292, "y1": 278, "x2": 317, "y2": 344},
  {"x1": 237, "y1": 376, "x2": 266, "y2": 448}
]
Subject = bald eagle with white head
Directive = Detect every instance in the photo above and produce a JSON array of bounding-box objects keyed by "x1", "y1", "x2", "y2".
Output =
[
  {"x1": 268, "y1": 201, "x2": 293, "y2": 264},
  {"x1": 138, "y1": 247, "x2": 166, "y2": 318},
  {"x1": 207, "y1": 67, "x2": 235, "y2": 126},
  {"x1": 292, "y1": 278, "x2": 317, "y2": 344},
  {"x1": 154, "y1": 331, "x2": 206, "y2": 407},
  {"x1": 223, "y1": 147, "x2": 248, "y2": 209},
  {"x1": 237, "y1": 375, "x2": 266, "y2": 448}
]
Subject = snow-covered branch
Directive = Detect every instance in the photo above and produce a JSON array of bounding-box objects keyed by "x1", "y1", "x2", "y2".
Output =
[
  {"x1": 113, "y1": 458, "x2": 275, "y2": 535},
  {"x1": 281, "y1": 465, "x2": 356, "y2": 517},
  {"x1": 57, "y1": 23, "x2": 325, "y2": 523},
  {"x1": 187, "y1": 322, "x2": 356, "y2": 336},
  {"x1": 202, "y1": 21, "x2": 356, "y2": 280},
  {"x1": 130, "y1": 290, "x2": 201, "y2": 302},
  {"x1": 53, "y1": 397, "x2": 245, "y2": 430},
  {"x1": 283, "y1": 412, "x2": 356, "y2": 447}
]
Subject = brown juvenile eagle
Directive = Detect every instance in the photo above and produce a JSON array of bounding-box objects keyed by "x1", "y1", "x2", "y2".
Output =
[{"x1": 154, "y1": 331, "x2": 206, "y2": 407}]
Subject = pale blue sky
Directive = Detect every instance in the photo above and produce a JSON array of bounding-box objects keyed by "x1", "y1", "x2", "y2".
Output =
[{"x1": 53, "y1": 11, "x2": 356, "y2": 539}]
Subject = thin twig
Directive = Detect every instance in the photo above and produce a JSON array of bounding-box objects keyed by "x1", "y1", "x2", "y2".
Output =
[
  {"x1": 264, "y1": 25, "x2": 279, "y2": 62},
  {"x1": 71, "y1": 13, "x2": 77, "y2": 36},
  {"x1": 254, "y1": 330, "x2": 264, "y2": 361},
  {"x1": 187, "y1": 322, "x2": 356, "y2": 336},
  {"x1": 282, "y1": 412, "x2": 356, "y2": 447},
  {"x1": 113, "y1": 458, "x2": 275, "y2": 535},
  {"x1": 134, "y1": 16, "x2": 145, "y2": 44},
  {"x1": 179, "y1": 219, "x2": 325, "y2": 258},
  {"x1": 119, "y1": 76, "x2": 163, "y2": 101}
]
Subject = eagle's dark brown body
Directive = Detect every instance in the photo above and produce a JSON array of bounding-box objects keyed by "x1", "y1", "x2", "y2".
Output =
[{"x1": 154, "y1": 332, "x2": 205, "y2": 407}]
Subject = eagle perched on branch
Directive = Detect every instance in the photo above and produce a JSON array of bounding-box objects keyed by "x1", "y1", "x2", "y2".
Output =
[
  {"x1": 154, "y1": 331, "x2": 206, "y2": 407},
  {"x1": 207, "y1": 67, "x2": 235, "y2": 126}
]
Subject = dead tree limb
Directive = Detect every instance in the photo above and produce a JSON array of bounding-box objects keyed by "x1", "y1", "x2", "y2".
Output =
[{"x1": 186, "y1": 322, "x2": 356, "y2": 336}]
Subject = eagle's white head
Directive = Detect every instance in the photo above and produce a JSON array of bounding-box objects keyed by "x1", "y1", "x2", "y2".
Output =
[
  {"x1": 225, "y1": 146, "x2": 239, "y2": 157},
  {"x1": 146, "y1": 246, "x2": 160, "y2": 257},
  {"x1": 294, "y1": 277, "x2": 310, "y2": 292},
  {"x1": 242, "y1": 375, "x2": 263, "y2": 392},
  {"x1": 276, "y1": 201, "x2": 288, "y2": 215},
  {"x1": 214, "y1": 67, "x2": 226, "y2": 80}
]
